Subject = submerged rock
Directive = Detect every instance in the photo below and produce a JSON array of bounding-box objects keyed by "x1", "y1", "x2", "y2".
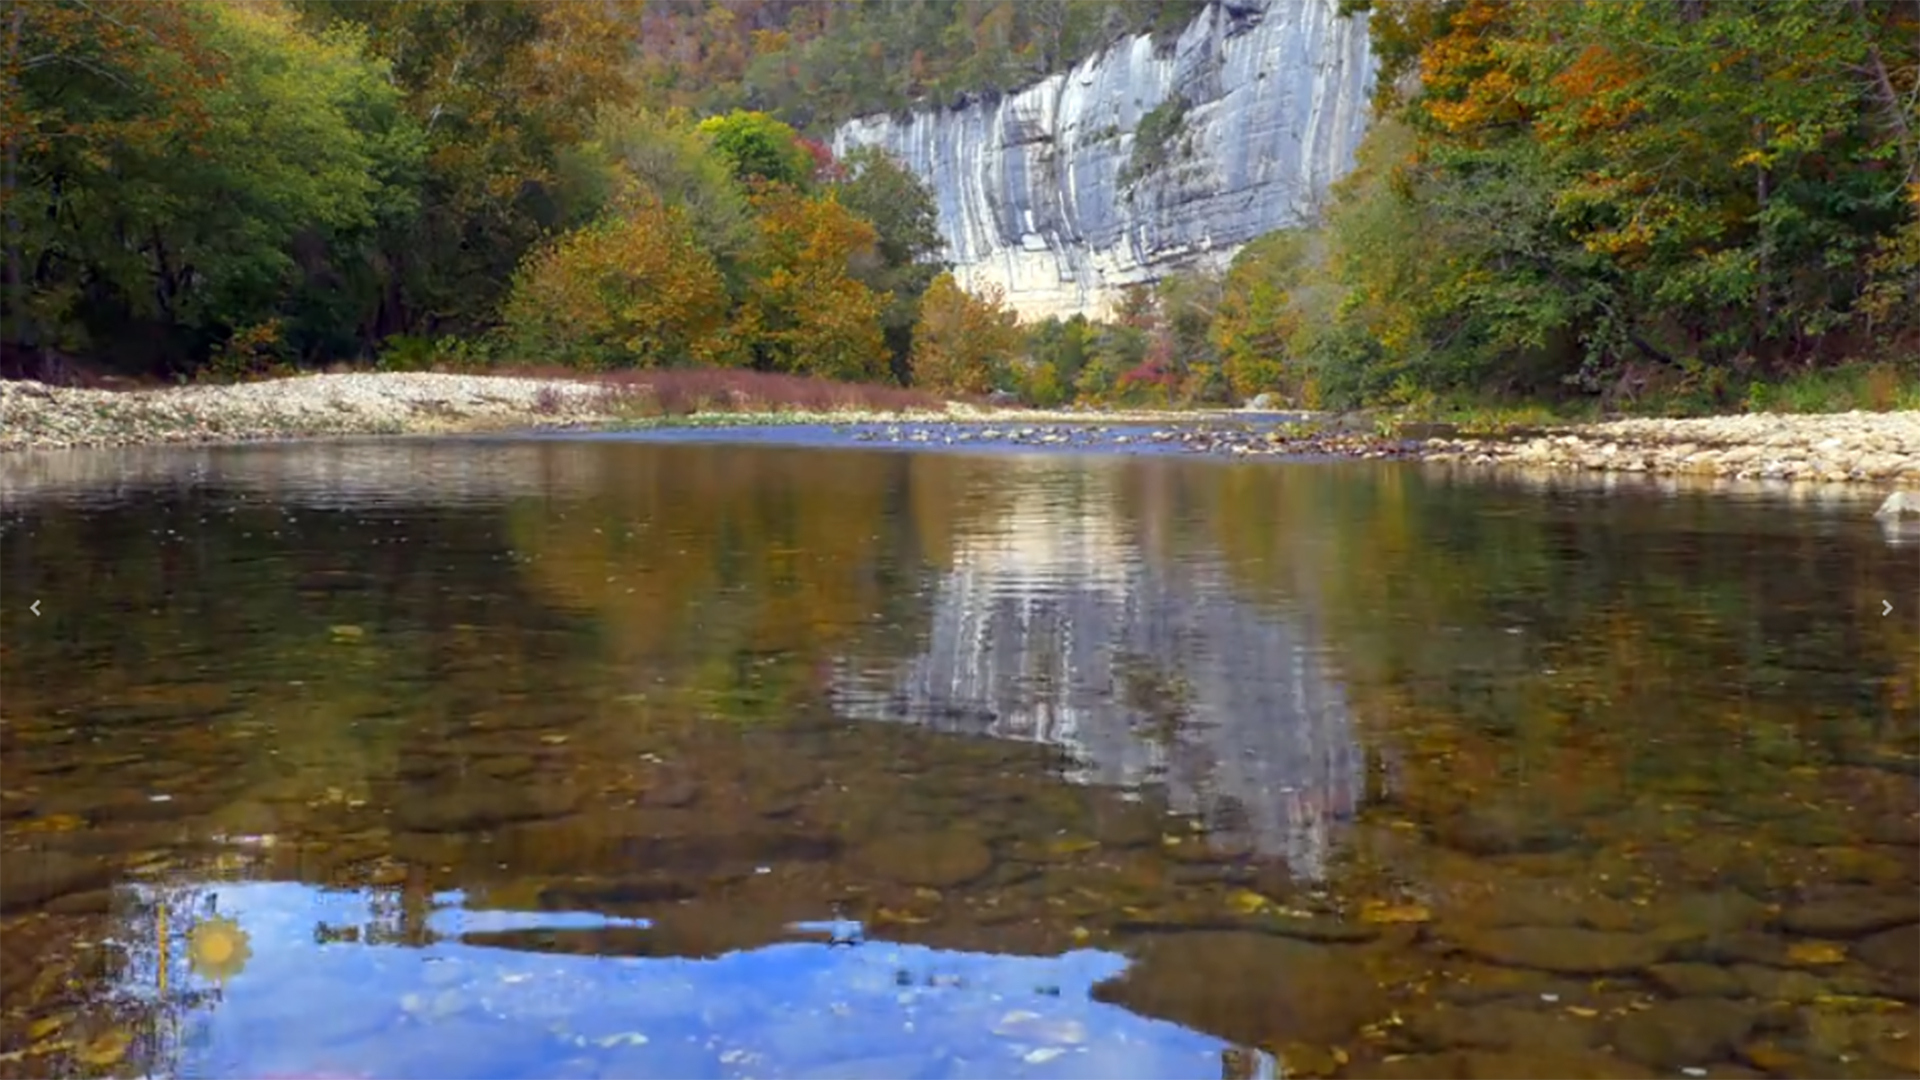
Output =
[
  {"x1": 1453, "y1": 926, "x2": 1666, "y2": 975},
  {"x1": 1400, "y1": 1002, "x2": 1599, "y2": 1055},
  {"x1": 1093, "y1": 931, "x2": 1385, "y2": 1047},
  {"x1": 852, "y1": 830, "x2": 995, "y2": 888},
  {"x1": 1874, "y1": 490, "x2": 1920, "y2": 519},
  {"x1": 1610, "y1": 998, "x2": 1771, "y2": 1070},
  {"x1": 1345, "y1": 1050, "x2": 1658, "y2": 1079},
  {"x1": 393, "y1": 785, "x2": 580, "y2": 833},
  {"x1": 1777, "y1": 889, "x2": 1920, "y2": 938},
  {"x1": 1432, "y1": 805, "x2": 1579, "y2": 857},
  {"x1": 0, "y1": 851, "x2": 118, "y2": 913},
  {"x1": 1643, "y1": 962, "x2": 1746, "y2": 999}
]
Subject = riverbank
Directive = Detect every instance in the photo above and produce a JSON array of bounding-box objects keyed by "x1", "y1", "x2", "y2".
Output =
[
  {"x1": 2, "y1": 373, "x2": 1916, "y2": 488},
  {"x1": 0, "y1": 371, "x2": 955, "y2": 453}
]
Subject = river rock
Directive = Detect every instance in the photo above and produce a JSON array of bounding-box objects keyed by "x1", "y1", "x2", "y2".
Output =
[
  {"x1": 1874, "y1": 491, "x2": 1920, "y2": 519},
  {"x1": 1673, "y1": 930, "x2": 1794, "y2": 967},
  {"x1": 1401, "y1": 1002, "x2": 1599, "y2": 1055},
  {"x1": 1092, "y1": 932, "x2": 1386, "y2": 1047},
  {"x1": 393, "y1": 784, "x2": 580, "y2": 833},
  {"x1": 1347, "y1": 1050, "x2": 1659, "y2": 1079},
  {"x1": 1454, "y1": 926, "x2": 1666, "y2": 975},
  {"x1": 1777, "y1": 889, "x2": 1919, "y2": 938},
  {"x1": 1645, "y1": 888, "x2": 1770, "y2": 944},
  {"x1": 1857, "y1": 922, "x2": 1920, "y2": 982},
  {"x1": 1730, "y1": 962, "x2": 1828, "y2": 1003},
  {"x1": 636, "y1": 770, "x2": 701, "y2": 808},
  {"x1": 1432, "y1": 805, "x2": 1578, "y2": 856},
  {"x1": 0, "y1": 851, "x2": 118, "y2": 913},
  {"x1": 1437, "y1": 963, "x2": 1585, "y2": 1005},
  {"x1": 1610, "y1": 998, "x2": 1768, "y2": 1070},
  {"x1": 1458, "y1": 1050, "x2": 1658, "y2": 1079},
  {"x1": 1343, "y1": 1054, "x2": 1469, "y2": 1079},
  {"x1": 1644, "y1": 962, "x2": 1746, "y2": 998},
  {"x1": 852, "y1": 830, "x2": 994, "y2": 887},
  {"x1": 1263, "y1": 914, "x2": 1381, "y2": 944},
  {"x1": 1456, "y1": 886, "x2": 1642, "y2": 932}
]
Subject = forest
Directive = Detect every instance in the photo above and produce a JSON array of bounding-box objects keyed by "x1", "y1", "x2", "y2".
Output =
[{"x1": 3, "y1": 0, "x2": 1918, "y2": 414}]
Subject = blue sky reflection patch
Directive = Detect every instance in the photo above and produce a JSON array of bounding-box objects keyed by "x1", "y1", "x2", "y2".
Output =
[{"x1": 123, "y1": 881, "x2": 1255, "y2": 1080}]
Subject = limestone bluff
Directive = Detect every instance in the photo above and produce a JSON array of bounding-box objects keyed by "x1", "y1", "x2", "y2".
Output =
[{"x1": 832, "y1": 0, "x2": 1376, "y2": 321}]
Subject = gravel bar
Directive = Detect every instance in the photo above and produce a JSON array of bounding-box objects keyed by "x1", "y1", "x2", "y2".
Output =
[{"x1": 3, "y1": 374, "x2": 1916, "y2": 487}]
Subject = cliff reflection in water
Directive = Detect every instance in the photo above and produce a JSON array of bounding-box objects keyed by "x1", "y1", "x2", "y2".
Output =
[{"x1": 832, "y1": 460, "x2": 1369, "y2": 880}]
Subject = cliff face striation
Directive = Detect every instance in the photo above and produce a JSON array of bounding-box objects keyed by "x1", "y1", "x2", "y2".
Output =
[{"x1": 832, "y1": 0, "x2": 1376, "y2": 320}]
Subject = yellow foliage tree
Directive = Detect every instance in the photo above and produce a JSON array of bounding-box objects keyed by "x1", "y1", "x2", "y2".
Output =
[
  {"x1": 502, "y1": 196, "x2": 735, "y2": 369},
  {"x1": 741, "y1": 188, "x2": 889, "y2": 382},
  {"x1": 909, "y1": 272, "x2": 1022, "y2": 395}
]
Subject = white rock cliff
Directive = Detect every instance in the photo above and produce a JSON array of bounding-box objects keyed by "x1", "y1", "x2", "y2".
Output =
[{"x1": 832, "y1": 0, "x2": 1376, "y2": 320}]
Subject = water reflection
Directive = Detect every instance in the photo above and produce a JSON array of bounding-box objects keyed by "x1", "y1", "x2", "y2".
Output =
[
  {"x1": 831, "y1": 460, "x2": 1366, "y2": 881},
  {"x1": 102, "y1": 880, "x2": 1257, "y2": 1080},
  {"x1": 3, "y1": 437, "x2": 1916, "y2": 1080}
]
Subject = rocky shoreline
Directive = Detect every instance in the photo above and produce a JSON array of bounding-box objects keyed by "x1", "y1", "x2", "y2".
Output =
[
  {"x1": 2, "y1": 374, "x2": 1917, "y2": 489},
  {"x1": 0, "y1": 372, "x2": 630, "y2": 452}
]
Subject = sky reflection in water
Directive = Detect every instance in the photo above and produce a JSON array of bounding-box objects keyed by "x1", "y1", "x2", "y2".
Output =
[{"x1": 125, "y1": 882, "x2": 1254, "y2": 1080}]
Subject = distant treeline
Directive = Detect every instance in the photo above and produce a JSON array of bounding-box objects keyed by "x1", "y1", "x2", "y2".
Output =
[{"x1": 4, "y1": 0, "x2": 1917, "y2": 415}]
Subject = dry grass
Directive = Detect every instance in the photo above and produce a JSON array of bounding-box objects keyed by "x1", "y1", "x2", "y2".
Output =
[{"x1": 481, "y1": 365, "x2": 951, "y2": 416}]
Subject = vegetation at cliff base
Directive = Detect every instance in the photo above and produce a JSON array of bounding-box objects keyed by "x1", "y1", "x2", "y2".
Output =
[{"x1": 1210, "y1": 0, "x2": 1920, "y2": 413}]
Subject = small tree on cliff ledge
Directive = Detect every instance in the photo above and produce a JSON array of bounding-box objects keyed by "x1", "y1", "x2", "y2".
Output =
[{"x1": 909, "y1": 273, "x2": 1023, "y2": 396}]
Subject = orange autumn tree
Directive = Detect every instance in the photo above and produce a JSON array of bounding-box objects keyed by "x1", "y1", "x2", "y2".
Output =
[
  {"x1": 909, "y1": 272, "x2": 1022, "y2": 395},
  {"x1": 502, "y1": 194, "x2": 735, "y2": 370},
  {"x1": 739, "y1": 187, "x2": 888, "y2": 382}
]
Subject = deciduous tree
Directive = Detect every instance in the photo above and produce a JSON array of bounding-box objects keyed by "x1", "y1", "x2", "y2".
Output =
[
  {"x1": 502, "y1": 194, "x2": 735, "y2": 371},
  {"x1": 741, "y1": 187, "x2": 888, "y2": 381},
  {"x1": 909, "y1": 272, "x2": 1022, "y2": 395}
]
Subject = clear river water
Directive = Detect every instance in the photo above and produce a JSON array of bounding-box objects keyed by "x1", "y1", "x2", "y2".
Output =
[{"x1": 0, "y1": 432, "x2": 1915, "y2": 1080}]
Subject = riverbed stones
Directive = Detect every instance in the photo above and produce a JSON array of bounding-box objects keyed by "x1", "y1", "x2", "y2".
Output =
[
  {"x1": 0, "y1": 852, "x2": 118, "y2": 913},
  {"x1": 1646, "y1": 889, "x2": 1771, "y2": 945},
  {"x1": 1436, "y1": 962, "x2": 1586, "y2": 1006},
  {"x1": 1644, "y1": 962, "x2": 1746, "y2": 998},
  {"x1": 1347, "y1": 1050, "x2": 1659, "y2": 1079},
  {"x1": 1857, "y1": 922, "x2": 1920, "y2": 980},
  {"x1": 1432, "y1": 804, "x2": 1579, "y2": 856},
  {"x1": 1610, "y1": 998, "x2": 1770, "y2": 1070},
  {"x1": 1401, "y1": 1002, "x2": 1599, "y2": 1055},
  {"x1": 1777, "y1": 888, "x2": 1920, "y2": 938},
  {"x1": 1092, "y1": 932, "x2": 1385, "y2": 1047},
  {"x1": 393, "y1": 784, "x2": 580, "y2": 833},
  {"x1": 1453, "y1": 926, "x2": 1666, "y2": 975},
  {"x1": 852, "y1": 830, "x2": 994, "y2": 888}
]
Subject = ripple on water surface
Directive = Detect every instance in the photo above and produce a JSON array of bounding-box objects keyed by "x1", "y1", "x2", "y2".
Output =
[{"x1": 0, "y1": 437, "x2": 1915, "y2": 1080}]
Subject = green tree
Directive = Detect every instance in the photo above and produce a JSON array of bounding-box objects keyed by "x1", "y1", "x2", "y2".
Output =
[
  {"x1": 291, "y1": 0, "x2": 642, "y2": 341},
  {"x1": 4, "y1": 0, "x2": 421, "y2": 373},
  {"x1": 1214, "y1": 233, "x2": 1308, "y2": 402},
  {"x1": 1023, "y1": 314, "x2": 1094, "y2": 400},
  {"x1": 697, "y1": 109, "x2": 816, "y2": 190},
  {"x1": 833, "y1": 146, "x2": 948, "y2": 382},
  {"x1": 560, "y1": 107, "x2": 760, "y2": 299}
]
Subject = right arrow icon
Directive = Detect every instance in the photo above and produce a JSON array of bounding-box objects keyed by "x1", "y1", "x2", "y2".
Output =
[{"x1": 1888, "y1": 600, "x2": 1896, "y2": 617}]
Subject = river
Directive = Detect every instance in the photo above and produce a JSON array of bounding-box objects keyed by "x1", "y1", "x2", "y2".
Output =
[{"x1": 1, "y1": 433, "x2": 1914, "y2": 1079}]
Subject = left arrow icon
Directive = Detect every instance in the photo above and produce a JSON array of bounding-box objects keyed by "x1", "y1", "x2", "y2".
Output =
[{"x1": 29, "y1": 601, "x2": 39, "y2": 616}]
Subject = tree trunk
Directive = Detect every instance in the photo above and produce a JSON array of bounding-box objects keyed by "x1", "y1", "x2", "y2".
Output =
[
  {"x1": 1851, "y1": 0, "x2": 1919, "y2": 187},
  {"x1": 3, "y1": 4, "x2": 27, "y2": 351}
]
